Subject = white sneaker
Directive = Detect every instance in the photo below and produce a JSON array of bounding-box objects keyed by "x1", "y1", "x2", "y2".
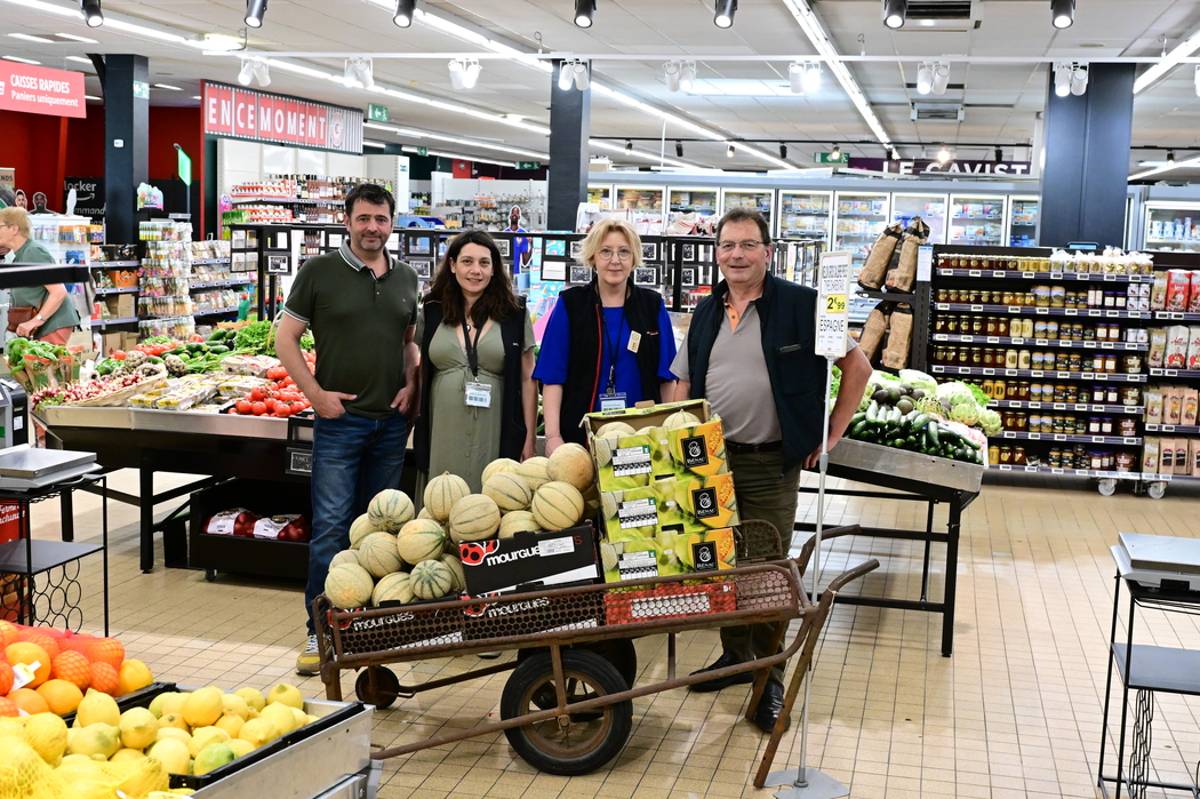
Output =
[{"x1": 296, "y1": 634, "x2": 320, "y2": 676}]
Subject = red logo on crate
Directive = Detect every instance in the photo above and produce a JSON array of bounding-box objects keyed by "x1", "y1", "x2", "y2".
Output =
[{"x1": 459, "y1": 540, "x2": 500, "y2": 566}]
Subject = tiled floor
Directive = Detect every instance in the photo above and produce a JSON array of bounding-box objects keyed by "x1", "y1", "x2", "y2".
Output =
[{"x1": 26, "y1": 469, "x2": 1200, "y2": 798}]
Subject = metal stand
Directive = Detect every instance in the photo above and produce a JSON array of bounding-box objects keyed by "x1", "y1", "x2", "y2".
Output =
[{"x1": 764, "y1": 356, "x2": 848, "y2": 799}]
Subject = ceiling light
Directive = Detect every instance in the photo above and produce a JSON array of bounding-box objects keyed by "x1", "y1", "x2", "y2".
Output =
[
  {"x1": 779, "y1": 143, "x2": 788, "y2": 159},
  {"x1": 8, "y1": 33, "x2": 55, "y2": 43},
  {"x1": 65, "y1": 55, "x2": 92, "y2": 64},
  {"x1": 3, "y1": 55, "x2": 40, "y2": 65},
  {"x1": 714, "y1": 0, "x2": 737, "y2": 29},
  {"x1": 788, "y1": 61, "x2": 804, "y2": 94},
  {"x1": 153, "y1": 83, "x2": 182, "y2": 91},
  {"x1": 916, "y1": 61, "x2": 933, "y2": 95},
  {"x1": 346, "y1": 56, "x2": 374, "y2": 89},
  {"x1": 572, "y1": 60, "x2": 589, "y2": 91},
  {"x1": 882, "y1": 0, "x2": 906, "y2": 29},
  {"x1": 237, "y1": 58, "x2": 254, "y2": 86},
  {"x1": 1168, "y1": 150, "x2": 1176, "y2": 166},
  {"x1": 393, "y1": 0, "x2": 414, "y2": 28},
  {"x1": 363, "y1": 140, "x2": 387, "y2": 150},
  {"x1": 625, "y1": 139, "x2": 633, "y2": 153},
  {"x1": 1069, "y1": 63, "x2": 1088, "y2": 95},
  {"x1": 1054, "y1": 61, "x2": 1071, "y2": 97},
  {"x1": 244, "y1": 0, "x2": 267, "y2": 29},
  {"x1": 919, "y1": 18, "x2": 934, "y2": 27},
  {"x1": 446, "y1": 57, "x2": 481, "y2": 91},
  {"x1": 400, "y1": 145, "x2": 517, "y2": 168},
  {"x1": 679, "y1": 61, "x2": 696, "y2": 92},
  {"x1": 675, "y1": 140, "x2": 684, "y2": 157},
  {"x1": 252, "y1": 59, "x2": 269, "y2": 86},
  {"x1": 890, "y1": 147, "x2": 900, "y2": 160},
  {"x1": 54, "y1": 32, "x2": 98, "y2": 42},
  {"x1": 80, "y1": 0, "x2": 102, "y2": 27},
  {"x1": 84, "y1": 94, "x2": 101, "y2": 101},
  {"x1": 558, "y1": 60, "x2": 574, "y2": 91},
  {"x1": 802, "y1": 61, "x2": 822, "y2": 94},
  {"x1": 664, "y1": 61, "x2": 681, "y2": 92},
  {"x1": 1050, "y1": 0, "x2": 1074, "y2": 29},
  {"x1": 830, "y1": 142, "x2": 841, "y2": 161},
  {"x1": 574, "y1": 0, "x2": 595, "y2": 28},
  {"x1": 931, "y1": 61, "x2": 950, "y2": 94},
  {"x1": 197, "y1": 33, "x2": 242, "y2": 52},
  {"x1": 937, "y1": 145, "x2": 952, "y2": 164},
  {"x1": 727, "y1": 143, "x2": 736, "y2": 158},
  {"x1": 191, "y1": 95, "x2": 201, "y2": 100}
]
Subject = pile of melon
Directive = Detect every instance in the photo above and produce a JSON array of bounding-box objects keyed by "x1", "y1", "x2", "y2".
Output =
[{"x1": 323, "y1": 446, "x2": 595, "y2": 611}]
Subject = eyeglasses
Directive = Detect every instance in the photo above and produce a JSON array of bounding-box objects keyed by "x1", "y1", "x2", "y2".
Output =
[
  {"x1": 597, "y1": 247, "x2": 634, "y2": 262},
  {"x1": 717, "y1": 240, "x2": 766, "y2": 254}
]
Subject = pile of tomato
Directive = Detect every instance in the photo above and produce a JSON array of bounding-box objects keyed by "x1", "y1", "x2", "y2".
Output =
[{"x1": 231, "y1": 375, "x2": 311, "y2": 418}]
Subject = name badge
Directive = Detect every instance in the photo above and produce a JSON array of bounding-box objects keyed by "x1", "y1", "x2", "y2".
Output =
[
  {"x1": 600, "y1": 392, "x2": 627, "y2": 411},
  {"x1": 465, "y1": 381, "x2": 492, "y2": 408},
  {"x1": 627, "y1": 331, "x2": 642, "y2": 353}
]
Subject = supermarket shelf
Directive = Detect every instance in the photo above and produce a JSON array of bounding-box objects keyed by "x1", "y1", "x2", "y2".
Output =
[
  {"x1": 190, "y1": 279, "x2": 254, "y2": 290},
  {"x1": 936, "y1": 268, "x2": 1153, "y2": 283},
  {"x1": 989, "y1": 400, "x2": 1143, "y2": 415},
  {"x1": 91, "y1": 316, "x2": 139, "y2": 328},
  {"x1": 94, "y1": 287, "x2": 139, "y2": 297},
  {"x1": 194, "y1": 307, "x2": 240, "y2": 318},
  {"x1": 951, "y1": 239, "x2": 1006, "y2": 246},
  {"x1": 191, "y1": 257, "x2": 232, "y2": 266},
  {"x1": 857, "y1": 288, "x2": 917, "y2": 303},
  {"x1": 1144, "y1": 473, "x2": 1200, "y2": 482},
  {"x1": 934, "y1": 302, "x2": 1149, "y2": 320},
  {"x1": 933, "y1": 334, "x2": 1148, "y2": 352},
  {"x1": 1153, "y1": 310, "x2": 1200, "y2": 322},
  {"x1": 1149, "y1": 368, "x2": 1200, "y2": 379},
  {"x1": 931, "y1": 364, "x2": 1148, "y2": 383},
  {"x1": 1146, "y1": 238, "x2": 1200, "y2": 246},
  {"x1": 90, "y1": 260, "x2": 140, "y2": 268},
  {"x1": 837, "y1": 213, "x2": 887, "y2": 219},
  {"x1": 1144, "y1": 424, "x2": 1200, "y2": 435},
  {"x1": 997, "y1": 431, "x2": 1141, "y2": 446},
  {"x1": 990, "y1": 464, "x2": 1141, "y2": 480},
  {"x1": 230, "y1": 197, "x2": 343, "y2": 205},
  {"x1": 953, "y1": 215, "x2": 1004, "y2": 222}
]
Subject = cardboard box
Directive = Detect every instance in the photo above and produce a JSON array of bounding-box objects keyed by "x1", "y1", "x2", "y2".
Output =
[
  {"x1": 600, "y1": 527, "x2": 736, "y2": 583},
  {"x1": 604, "y1": 580, "x2": 736, "y2": 625},
  {"x1": 458, "y1": 525, "x2": 600, "y2": 597},
  {"x1": 585, "y1": 399, "x2": 729, "y2": 491},
  {"x1": 1192, "y1": 439, "x2": 1200, "y2": 477},
  {"x1": 599, "y1": 472, "x2": 740, "y2": 541},
  {"x1": 116, "y1": 294, "x2": 136, "y2": 319},
  {"x1": 463, "y1": 590, "x2": 604, "y2": 642}
]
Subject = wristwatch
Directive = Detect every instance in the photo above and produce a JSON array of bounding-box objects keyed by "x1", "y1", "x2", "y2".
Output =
[{"x1": 34, "y1": 314, "x2": 44, "y2": 323}]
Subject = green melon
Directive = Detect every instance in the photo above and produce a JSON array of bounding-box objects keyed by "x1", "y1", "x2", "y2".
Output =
[
  {"x1": 448, "y1": 494, "x2": 501, "y2": 544},
  {"x1": 481, "y1": 457, "x2": 520, "y2": 485},
  {"x1": 348, "y1": 514, "x2": 376, "y2": 549},
  {"x1": 596, "y1": 421, "x2": 636, "y2": 439},
  {"x1": 396, "y1": 519, "x2": 447, "y2": 565},
  {"x1": 548, "y1": 442, "x2": 595, "y2": 491},
  {"x1": 423, "y1": 472, "x2": 471, "y2": 523},
  {"x1": 663, "y1": 410, "x2": 702, "y2": 431},
  {"x1": 410, "y1": 559, "x2": 455, "y2": 600},
  {"x1": 499, "y1": 510, "x2": 540, "y2": 539},
  {"x1": 483, "y1": 472, "x2": 533, "y2": 512},
  {"x1": 417, "y1": 506, "x2": 434, "y2": 520},
  {"x1": 329, "y1": 549, "x2": 359, "y2": 569},
  {"x1": 358, "y1": 532, "x2": 404, "y2": 578},
  {"x1": 371, "y1": 572, "x2": 414, "y2": 606},
  {"x1": 515, "y1": 456, "x2": 551, "y2": 491},
  {"x1": 325, "y1": 563, "x2": 374, "y2": 609},
  {"x1": 367, "y1": 489, "x2": 414, "y2": 532},
  {"x1": 531, "y1": 481, "x2": 585, "y2": 531},
  {"x1": 440, "y1": 553, "x2": 467, "y2": 593}
]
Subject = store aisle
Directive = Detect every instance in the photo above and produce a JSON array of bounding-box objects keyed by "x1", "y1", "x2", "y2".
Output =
[{"x1": 27, "y1": 469, "x2": 1200, "y2": 799}]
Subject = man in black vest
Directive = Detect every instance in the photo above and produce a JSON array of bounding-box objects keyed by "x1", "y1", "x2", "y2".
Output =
[{"x1": 672, "y1": 208, "x2": 871, "y2": 732}]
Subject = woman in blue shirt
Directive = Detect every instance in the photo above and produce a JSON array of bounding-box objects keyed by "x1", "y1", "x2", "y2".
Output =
[{"x1": 535, "y1": 219, "x2": 677, "y2": 454}]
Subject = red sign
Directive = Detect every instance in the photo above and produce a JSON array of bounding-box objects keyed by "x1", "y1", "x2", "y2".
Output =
[
  {"x1": 202, "y1": 81, "x2": 363, "y2": 154},
  {"x1": 0, "y1": 62, "x2": 85, "y2": 118}
]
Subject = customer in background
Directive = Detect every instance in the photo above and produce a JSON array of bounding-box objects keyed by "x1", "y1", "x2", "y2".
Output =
[
  {"x1": 672, "y1": 208, "x2": 871, "y2": 733},
  {"x1": 506, "y1": 205, "x2": 533, "y2": 275},
  {"x1": 0, "y1": 206, "x2": 81, "y2": 345},
  {"x1": 535, "y1": 219, "x2": 677, "y2": 454},
  {"x1": 413, "y1": 230, "x2": 536, "y2": 493},
  {"x1": 275, "y1": 183, "x2": 419, "y2": 675}
]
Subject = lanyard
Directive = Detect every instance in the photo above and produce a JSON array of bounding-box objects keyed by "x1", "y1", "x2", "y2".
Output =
[
  {"x1": 600, "y1": 308, "x2": 625, "y2": 394},
  {"x1": 461, "y1": 318, "x2": 483, "y2": 378}
]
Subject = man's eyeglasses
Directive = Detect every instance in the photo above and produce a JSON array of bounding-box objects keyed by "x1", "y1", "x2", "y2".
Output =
[
  {"x1": 717, "y1": 240, "x2": 765, "y2": 254},
  {"x1": 597, "y1": 247, "x2": 634, "y2": 262}
]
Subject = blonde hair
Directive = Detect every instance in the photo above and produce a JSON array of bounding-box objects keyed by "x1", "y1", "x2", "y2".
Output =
[
  {"x1": 581, "y1": 218, "x2": 643, "y2": 269},
  {"x1": 0, "y1": 207, "x2": 30, "y2": 239}
]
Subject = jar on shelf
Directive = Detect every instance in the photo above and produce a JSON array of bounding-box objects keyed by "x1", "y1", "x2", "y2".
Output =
[
  {"x1": 1018, "y1": 349, "x2": 1032, "y2": 370},
  {"x1": 934, "y1": 316, "x2": 948, "y2": 333},
  {"x1": 1030, "y1": 384, "x2": 1044, "y2": 403},
  {"x1": 971, "y1": 317, "x2": 984, "y2": 335},
  {"x1": 1020, "y1": 318, "x2": 1036, "y2": 338},
  {"x1": 1088, "y1": 417, "x2": 1102, "y2": 434},
  {"x1": 1068, "y1": 352, "x2": 1083, "y2": 372},
  {"x1": 999, "y1": 446, "x2": 1013, "y2": 465},
  {"x1": 1106, "y1": 386, "x2": 1120, "y2": 404},
  {"x1": 1018, "y1": 381, "x2": 1031, "y2": 400},
  {"x1": 1005, "y1": 349, "x2": 1020, "y2": 369},
  {"x1": 946, "y1": 316, "x2": 960, "y2": 334},
  {"x1": 1034, "y1": 320, "x2": 1048, "y2": 338},
  {"x1": 1031, "y1": 352, "x2": 1045, "y2": 371},
  {"x1": 1104, "y1": 354, "x2": 1118, "y2": 373},
  {"x1": 1091, "y1": 386, "x2": 1107, "y2": 403},
  {"x1": 1050, "y1": 286, "x2": 1067, "y2": 307},
  {"x1": 1001, "y1": 290, "x2": 1015, "y2": 306},
  {"x1": 1116, "y1": 452, "x2": 1135, "y2": 472},
  {"x1": 1101, "y1": 418, "x2": 1114, "y2": 435},
  {"x1": 1075, "y1": 417, "x2": 1088, "y2": 435},
  {"x1": 1122, "y1": 354, "x2": 1142, "y2": 374},
  {"x1": 985, "y1": 317, "x2": 999, "y2": 336},
  {"x1": 1120, "y1": 387, "x2": 1140, "y2": 407},
  {"x1": 989, "y1": 445, "x2": 1000, "y2": 466},
  {"x1": 1014, "y1": 447, "x2": 1027, "y2": 465},
  {"x1": 1048, "y1": 448, "x2": 1063, "y2": 468},
  {"x1": 1033, "y1": 285, "x2": 1052, "y2": 307},
  {"x1": 996, "y1": 317, "x2": 1010, "y2": 336},
  {"x1": 970, "y1": 349, "x2": 984, "y2": 366}
]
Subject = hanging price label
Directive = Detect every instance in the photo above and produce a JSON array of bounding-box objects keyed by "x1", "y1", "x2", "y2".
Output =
[{"x1": 814, "y1": 251, "x2": 852, "y2": 358}]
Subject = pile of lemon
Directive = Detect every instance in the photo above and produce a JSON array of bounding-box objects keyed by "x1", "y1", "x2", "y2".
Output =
[{"x1": 0, "y1": 682, "x2": 314, "y2": 798}]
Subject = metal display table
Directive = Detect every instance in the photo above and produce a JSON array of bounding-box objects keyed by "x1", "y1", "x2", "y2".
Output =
[{"x1": 797, "y1": 438, "x2": 984, "y2": 657}]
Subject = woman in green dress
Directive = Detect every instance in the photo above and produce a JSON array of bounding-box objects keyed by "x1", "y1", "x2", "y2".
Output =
[
  {"x1": 412, "y1": 230, "x2": 536, "y2": 493},
  {"x1": 0, "y1": 207, "x2": 80, "y2": 345}
]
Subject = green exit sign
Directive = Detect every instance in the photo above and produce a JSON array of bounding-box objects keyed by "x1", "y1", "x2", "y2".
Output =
[
  {"x1": 367, "y1": 103, "x2": 389, "y2": 123},
  {"x1": 516, "y1": 161, "x2": 542, "y2": 170},
  {"x1": 814, "y1": 151, "x2": 847, "y2": 164},
  {"x1": 416, "y1": 146, "x2": 428, "y2": 157}
]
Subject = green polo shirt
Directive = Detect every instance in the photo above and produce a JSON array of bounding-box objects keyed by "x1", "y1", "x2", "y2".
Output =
[
  {"x1": 10, "y1": 238, "x2": 81, "y2": 335},
  {"x1": 284, "y1": 243, "x2": 419, "y2": 419}
]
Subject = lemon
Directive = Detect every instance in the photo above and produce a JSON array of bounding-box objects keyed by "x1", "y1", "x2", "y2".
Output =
[
  {"x1": 22, "y1": 712, "x2": 67, "y2": 766},
  {"x1": 234, "y1": 687, "x2": 266, "y2": 713},
  {"x1": 257, "y1": 703, "x2": 297, "y2": 735},
  {"x1": 187, "y1": 726, "x2": 229, "y2": 757},
  {"x1": 147, "y1": 737, "x2": 191, "y2": 775},
  {"x1": 221, "y1": 694, "x2": 251, "y2": 720},
  {"x1": 147, "y1": 691, "x2": 180, "y2": 719},
  {"x1": 226, "y1": 738, "x2": 254, "y2": 758},
  {"x1": 155, "y1": 726, "x2": 191, "y2": 745},
  {"x1": 119, "y1": 706, "x2": 159, "y2": 750},
  {"x1": 75, "y1": 689, "x2": 121, "y2": 728},
  {"x1": 266, "y1": 683, "x2": 304, "y2": 710},
  {"x1": 193, "y1": 742, "x2": 235, "y2": 776},
  {"x1": 182, "y1": 687, "x2": 223, "y2": 728},
  {"x1": 66, "y1": 723, "x2": 121, "y2": 759},
  {"x1": 236, "y1": 718, "x2": 277, "y2": 748},
  {"x1": 215, "y1": 713, "x2": 244, "y2": 738}
]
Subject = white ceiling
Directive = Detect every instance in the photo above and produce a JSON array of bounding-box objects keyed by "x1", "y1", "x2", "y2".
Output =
[{"x1": 3, "y1": 0, "x2": 1200, "y2": 178}]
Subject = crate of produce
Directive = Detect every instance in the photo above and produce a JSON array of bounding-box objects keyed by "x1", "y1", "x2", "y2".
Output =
[
  {"x1": 584, "y1": 399, "x2": 729, "y2": 490},
  {"x1": 188, "y1": 479, "x2": 311, "y2": 581},
  {"x1": 604, "y1": 579, "x2": 736, "y2": 625}
]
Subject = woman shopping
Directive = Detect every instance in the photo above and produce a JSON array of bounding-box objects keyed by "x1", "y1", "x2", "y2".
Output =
[
  {"x1": 535, "y1": 219, "x2": 678, "y2": 454},
  {"x1": 0, "y1": 207, "x2": 80, "y2": 345},
  {"x1": 413, "y1": 230, "x2": 536, "y2": 493}
]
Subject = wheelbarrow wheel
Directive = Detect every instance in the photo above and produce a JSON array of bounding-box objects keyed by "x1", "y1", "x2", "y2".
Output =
[
  {"x1": 354, "y1": 666, "x2": 400, "y2": 709},
  {"x1": 517, "y1": 638, "x2": 638, "y2": 695},
  {"x1": 500, "y1": 649, "x2": 632, "y2": 776}
]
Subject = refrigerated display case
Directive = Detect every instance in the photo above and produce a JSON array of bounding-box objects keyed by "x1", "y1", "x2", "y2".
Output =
[
  {"x1": 834, "y1": 192, "x2": 890, "y2": 324},
  {"x1": 891, "y1": 192, "x2": 948, "y2": 244},
  {"x1": 666, "y1": 188, "x2": 719, "y2": 235},
  {"x1": 778, "y1": 190, "x2": 832, "y2": 244},
  {"x1": 720, "y1": 188, "x2": 775, "y2": 231},
  {"x1": 587, "y1": 184, "x2": 613, "y2": 210},
  {"x1": 949, "y1": 194, "x2": 1006, "y2": 246},
  {"x1": 1142, "y1": 201, "x2": 1200, "y2": 252},
  {"x1": 1006, "y1": 196, "x2": 1039, "y2": 247},
  {"x1": 615, "y1": 185, "x2": 664, "y2": 215}
]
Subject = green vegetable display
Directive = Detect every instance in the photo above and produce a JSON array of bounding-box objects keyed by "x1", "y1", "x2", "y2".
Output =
[{"x1": 846, "y1": 379, "x2": 985, "y2": 465}]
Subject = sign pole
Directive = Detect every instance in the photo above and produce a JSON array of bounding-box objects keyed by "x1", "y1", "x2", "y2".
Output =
[{"x1": 765, "y1": 250, "x2": 853, "y2": 799}]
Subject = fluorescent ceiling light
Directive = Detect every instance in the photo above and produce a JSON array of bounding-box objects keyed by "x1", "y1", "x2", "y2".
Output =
[
  {"x1": 3, "y1": 55, "x2": 41, "y2": 65},
  {"x1": 1129, "y1": 154, "x2": 1200, "y2": 181},
  {"x1": 197, "y1": 33, "x2": 242, "y2": 52},
  {"x1": 364, "y1": 140, "x2": 387, "y2": 149},
  {"x1": 84, "y1": 93, "x2": 101, "y2": 100},
  {"x1": 8, "y1": 33, "x2": 56, "y2": 44},
  {"x1": 400, "y1": 145, "x2": 516, "y2": 168},
  {"x1": 65, "y1": 55, "x2": 92, "y2": 64},
  {"x1": 364, "y1": 121, "x2": 547, "y2": 159},
  {"x1": 1134, "y1": 28, "x2": 1200, "y2": 94},
  {"x1": 55, "y1": 32, "x2": 98, "y2": 43},
  {"x1": 153, "y1": 83, "x2": 182, "y2": 91},
  {"x1": 191, "y1": 95, "x2": 201, "y2": 100}
]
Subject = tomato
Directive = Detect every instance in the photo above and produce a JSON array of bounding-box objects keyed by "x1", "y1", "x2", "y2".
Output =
[
  {"x1": 249, "y1": 388, "x2": 265, "y2": 402},
  {"x1": 251, "y1": 401, "x2": 267, "y2": 416},
  {"x1": 274, "y1": 405, "x2": 292, "y2": 418},
  {"x1": 112, "y1": 351, "x2": 127, "y2": 361},
  {"x1": 291, "y1": 402, "x2": 308, "y2": 415},
  {"x1": 264, "y1": 398, "x2": 277, "y2": 412},
  {"x1": 235, "y1": 400, "x2": 252, "y2": 415}
]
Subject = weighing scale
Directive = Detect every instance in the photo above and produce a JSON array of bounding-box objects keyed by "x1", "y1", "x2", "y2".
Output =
[
  {"x1": 0, "y1": 377, "x2": 28, "y2": 448},
  {"x1": 0, "y1": 445, "x2": 97, "y2": 490},
  {"x1": 1111, "y1": 532, "x2": 1200, "y2": 593}
]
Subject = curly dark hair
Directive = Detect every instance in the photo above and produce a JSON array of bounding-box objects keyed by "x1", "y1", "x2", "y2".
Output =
[{"x1": 428, "y1": 230, "x2": 520, "y2": 326}]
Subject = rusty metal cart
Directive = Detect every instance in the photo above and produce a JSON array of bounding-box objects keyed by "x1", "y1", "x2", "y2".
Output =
[{"x1": 313, "y1": 521, "x2": 877, "y2": 781}]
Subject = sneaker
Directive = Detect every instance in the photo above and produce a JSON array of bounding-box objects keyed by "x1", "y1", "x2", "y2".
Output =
[{"x1": 296, "y1": 634, "x2": 320, "y2": 676}]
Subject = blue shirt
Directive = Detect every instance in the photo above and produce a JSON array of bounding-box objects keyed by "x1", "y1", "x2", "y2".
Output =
[
  {"x1": 510, "y1": 227, "x2": 531, "y2": 275},
  {"x1": 534, "y1": 299, "x2": 678, "y2": 410}
]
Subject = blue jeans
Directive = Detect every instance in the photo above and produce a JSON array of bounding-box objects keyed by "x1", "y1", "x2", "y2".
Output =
[{"x1": 305, "y1": 411, "x2": 408, "y2": 632}]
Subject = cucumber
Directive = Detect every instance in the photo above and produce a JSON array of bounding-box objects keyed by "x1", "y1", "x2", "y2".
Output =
[
  {"x1": 911, "y1": 413, "x2": 929, "y2": 432},
  {"x1": 850, "y1": 420, "x2": 870, "y2": 438},
  {"x1": 926, "y1": 423, "x2": 940, "y2": 449}
]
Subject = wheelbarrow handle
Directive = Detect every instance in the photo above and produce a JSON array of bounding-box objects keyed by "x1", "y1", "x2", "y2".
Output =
[
  {"x1": 793, "y1": 524, "x2": 863, "y2": 576},
  {"x1": 825, "y1": 558, "x2": 881, "y2": 593}
]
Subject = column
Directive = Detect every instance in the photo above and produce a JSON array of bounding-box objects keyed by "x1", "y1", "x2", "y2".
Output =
[
  {"x1": 1039, "y1": 63, "x2": 1135, "y2": 247},
  {"x1": 101, "y1": 55, "x2": 149, "y2": 244},
  {"x1": 547, "y1": 59, "x2": 591, "y2": 231}
]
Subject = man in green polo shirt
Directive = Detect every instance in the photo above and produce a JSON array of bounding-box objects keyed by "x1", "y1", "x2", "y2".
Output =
[{"x1": 276, "y1": 183, "x2": 419, "y2": 675}]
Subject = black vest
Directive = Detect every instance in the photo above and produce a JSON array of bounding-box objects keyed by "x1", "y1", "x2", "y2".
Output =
[
  {"x1": 687, "y1": 273, "x2": 826, "y2": 471},
  {"x1": 555, "y1": 280, "x2": 664, "y2": 446},
  {"x1": 412, "y1": 298, "x2": 528, "y2": 471}
]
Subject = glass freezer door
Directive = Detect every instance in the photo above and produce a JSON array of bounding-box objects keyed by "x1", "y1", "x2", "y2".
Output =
[
  {"x1": 1143, "y1": 202, "x2": 1200, "y2": 252},
  {"x1": 949, "y1": 194, "x2": 1006, "y2": 246},
  {"x1": 721, "y1": 189, "x2": 775, "y2": 232},
  {"x1": 667, "y1": 187, "x2": 719, "y2": 235},
  {"x1": 1007, "y1": 196, "x2": 1039, "y2": 247},
  {"x1": 834, "y1": 192, "x2": 890, "y2": 324},
  {"x1": 778, "y1": 191, "x2": 832, "y2": 244},
  {"x1": 891, "y1": 193, "x2": 947, "y2": 244},
  {"x1": 587, "y1": 184, "x2": 613, "y2": 210}
]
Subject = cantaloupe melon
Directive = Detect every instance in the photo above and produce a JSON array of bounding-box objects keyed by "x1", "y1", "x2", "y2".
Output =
[
  {"x1": 324, "y1": 563, "x2": 374, "y2": 609},
  {"x1": 531, "y1": 481, "x2": 585, "y2": 531},
  {"x1": 367, "y1": 489, "x2": 414, "y2": 532},
  {"x1": 348, "y1": 514, "x2": 376, "y2": 549},
  {"x1": 358, "y1": 532, "x2": 404, "y2": 578},
  {"x1": 515, "y1": 456, "x2": 551, "y2": 491},
  {"x1": 417, "y1": 506, "x2": 434, "y2": 520},
  {"x1": 423, "y1": 473, "x2": 471, "y2": 522},
  {"x1": 499, "y1": 510, "x2": 539, "y2": 539},
  {"x1": 547, "y1": 443, "x2": 595, "y2": 491},
  {"x1": 596, "y1": 421, "x2": 636, "y2": 439},
  {"x1": 410, "y1": 560, "x2": 455, "y2": 600},
  {"x1": 440, "y1": 553, "x2": 466, "y2": 593},
  {"x1": 663, "y1": 410, "x2": 702, "y2": 430},
  {"x1": 448, "y1": 494, "x2": 501, "y2": 544},
  {"x1": 329, "y1": 550, "x2": 359, "y2": 569},
  {"x1": 481, "y1": 458, "x2": 520, "y2": 485},
  {"x1": 396, "y1": 519, "x2": 447, "y2": 565},
  {"x1": 483, "y1": 472, "x2": 532, "y2": 512},
  {"x1": 371, "y1": 572, "x2": 414, "y2": 606}
]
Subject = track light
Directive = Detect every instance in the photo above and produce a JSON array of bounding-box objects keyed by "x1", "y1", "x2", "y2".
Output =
[
  {"x1": 393, "y1": 0, "x2": 415, "y2": 27},
  {"x1": 714, "y1": 0, "x2": 737, "y2": 29},
  {"x1": 572, "y1": 61, "x2": 589, "y2": 91},
  {"x1": 788, "y1": 62, "x2": 804, "y2": 94},
  {"x1": 346, "y1": 56, "x2": 374, "y2": 90},
  {"x1": 664, "y1": 61, "x2": 681, "y2": 92},
  {"x1": 625, "y1": 139, "x2": 633, "y2": 153},
  {"x1": 802, "y1": 62, "x2": 822, "y2": 94},
  {"x1": 779, "y1": 143, "x2": 788, "y2": 159},
  {"x1": 80, "y1": 0, "x2": 103, "y2": 28},
  {"x1": 244, "y1": 0, "x2": 267, "y2": 29},
  {"x1": 937, "y1": 145, "x2": 952, "y2": 164},
  {"x1": 558, "y1": 61, "x2": 574, "y2": 91},
  {"x1": 882, "y1": 0, "x2": 907, "y2": 29},
  {"x1": 447, "y1": 58, "x2": 480, "y2": 91},
  {"x1": 994, "y1": 146, "x2": 1003, "y2": 163},
  {"x1": 237, "y1": 58, "x2": 254, "y2": 86},
  {"x1": 574, "y1": 0, "x2": 596, "y2": 28},
  {"x1": 916, "y1": 62, "x2": 933, "y2": 95},
  {"x1": 556, "y1": 59, "x2": 587, "y2": 91},
  {"x1": 931, "y1": 61, "x2": 950, "y2": 95},
  {"x1": 890, "y1": 147, "x2": 900, "y2": 161},
  {"x1": 1053, "y1": 61, "x2": 1072, "y2": 97},
  {"x1": 253, "y1": 59, "x2": 270, "y2": 87},
  {"x1": 1168, "y1": 150, "x2": 1177, "y2": 166},
  {"x1": 1069, "y1": 63, "x2": 1088, "y2": 96},
  {"x1": 675, "y1": 140, "x2": 684, "y2": 158},
  {"x1": 1050, "y1": 0, "x2": 1074, "y2": 29},
  {"x1": 727, "y1": 144, "x2": 736, "y2": 158},
  {"x1": 830, "y1": 143, "x2": 841, "y2": 161},
  {"x1": 679, "y1": 61, "x2": 696, "y2": 92}
]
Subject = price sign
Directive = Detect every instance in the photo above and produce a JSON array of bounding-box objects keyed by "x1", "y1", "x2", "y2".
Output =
[
  {"x1": 1031, "y1": 370, "x2": 1045, "y2": 377},
  {"x1": 1054, "y1": 434, "x2": 1067, "y2": 441},
  {"x1": 968, "y1": 269, "x2": 982, "y2": 277},
  {"x1": 1065, "y1": 308, "x2": 1079, "y2": 316},
  {"x1": 1008, "y1": 306, "x2": 1022, "y2": 314},
  {"x1": 1101, "y1": 341, "x2": 1114, "y2": 349},
  {"x1": 970, "y1": 304, "x2": 984, "y2": 312},
  {"x1": 1053, "y1": 403, "x2": 1066, "y2": 410},
  {"x1": 815, "y1": 251, "x2": 852, "y2": 358},
  {"x1": 986, "y1": 336, "x2": 1000, "y2": 344},
  {"x1": 1050, "y1": 272, "x2": 1064, "y2": 280},
  {"x1": 992, "y1": 270, "x2": 1006, "y2": 278},
  {"x1": 1036, "y1": 307, "x2": 1049, "y2": 315},
  {"x1": 1104, "y1": 273, "x2": 1117, "y2": 281},
  {"x1": 1011, "y1": 337, "x2": 1026, "y2": 344},
  {"x1": 1162, "y1": 425, "x2": 1175, "y2": 432},
  {"x1": 961, "y1": 335, "x2": 974, "y2": 342},
  {"x1": 1087, "y1": 309, "x2": 1101, "y2": 317},
  {"x1": 1035, "y1": 338, "x2": 1048, "y2": 346},
  {"x1": 982, "y1": 368, "x2": 996, "y2": 375},
  {"x1": 1029, "y1": 432, "x2": 1042, "y2": 439},
  {"x1": 1005, "y1": 369, "x2": 1018, "y2": 376}
]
